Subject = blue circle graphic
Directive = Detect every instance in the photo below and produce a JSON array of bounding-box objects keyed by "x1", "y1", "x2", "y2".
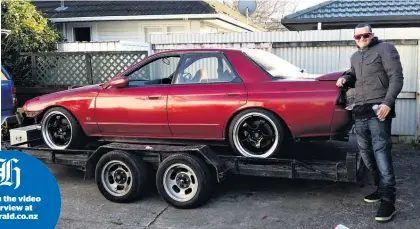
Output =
[{"x1": 0, "y1": 150, "x2": 61, "y2": 229}]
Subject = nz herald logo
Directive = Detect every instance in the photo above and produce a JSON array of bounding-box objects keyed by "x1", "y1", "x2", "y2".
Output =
[{"x1": 0, "y1": 158, "x2": 21, "y2": 189}]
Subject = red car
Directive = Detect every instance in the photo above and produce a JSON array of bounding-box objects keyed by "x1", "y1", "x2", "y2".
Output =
[{"x1": 22, "y1": 48, "x2": 352, "y2": 158}]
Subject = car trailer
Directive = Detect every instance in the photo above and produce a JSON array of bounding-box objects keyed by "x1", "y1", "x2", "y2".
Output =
[{"x1": 3, "y1": 125, "x2": 362, "y2": 209}]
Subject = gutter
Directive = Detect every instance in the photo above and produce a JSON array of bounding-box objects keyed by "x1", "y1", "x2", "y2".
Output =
[{"x1": 48, "y1": 14, "x2": 261, "y2": 32}]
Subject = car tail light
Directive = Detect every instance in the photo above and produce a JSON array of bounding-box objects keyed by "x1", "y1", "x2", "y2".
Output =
[{"x1": 12, "y1": 86, "x2": 17, "y2": 107}]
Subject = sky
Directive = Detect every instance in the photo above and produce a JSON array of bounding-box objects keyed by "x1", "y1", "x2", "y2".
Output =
[{"x1": 295, "y1": 0, "x2": 328, "y2": 10}]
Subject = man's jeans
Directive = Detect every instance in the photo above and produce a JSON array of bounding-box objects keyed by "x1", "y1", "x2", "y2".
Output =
[{"x1": 355, "y1": 117, "x2": 396, "y2": 203}]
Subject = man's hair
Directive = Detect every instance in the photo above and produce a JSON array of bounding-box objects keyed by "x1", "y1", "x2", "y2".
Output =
[{"x1": 355, "y1": 23, "x2": 372, "y2": 32}]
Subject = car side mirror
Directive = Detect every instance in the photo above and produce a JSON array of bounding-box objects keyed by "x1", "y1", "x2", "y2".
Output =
[{"x1": 103, "y1": 77, "x2": 128, "y2": 89}]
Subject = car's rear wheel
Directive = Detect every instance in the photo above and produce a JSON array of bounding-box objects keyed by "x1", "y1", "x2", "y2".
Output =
[
  {"x1": 228, "y1": 109, "x2": 284, "y2": 158},
  {"x1": 41, "y1": 107, "x2": 86, "y2": 149}
]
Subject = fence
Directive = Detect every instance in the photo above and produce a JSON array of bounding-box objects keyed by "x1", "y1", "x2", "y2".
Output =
[
  {"x1": 56, "y1": 41, "x2": 152, "y2": 53},
  {"x1": 13, "y1": 51, "x2": 148, "y2": 106},
  {"x1": 18, "y1": 51, "x2": 148, "y2": 87},
  {"x1": 150, "y1": 28, "x2": 420, "y2": 142}
]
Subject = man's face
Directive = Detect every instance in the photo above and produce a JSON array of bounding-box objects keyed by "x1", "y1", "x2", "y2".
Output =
[{"x1": 354, "y1": 26, "x2": 374, "y2": 49}]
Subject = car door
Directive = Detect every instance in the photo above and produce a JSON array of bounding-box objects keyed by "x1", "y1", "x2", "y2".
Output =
[
  {"x1": 167, "y1": 52, "x2": 247, "y2": 139},
  {"x1": 1, "y1": 66, "x2": 16, "y2": 121},
  {"x1": 95, "y1": 55, "x2": 181, "y2": 137}
]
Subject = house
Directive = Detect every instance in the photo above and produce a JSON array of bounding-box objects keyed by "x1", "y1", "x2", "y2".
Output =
[
  {"x1": 281, "y1": 0, "x2": 420, "y2": 31},
  {"x1": 31, "y1": 0, "x2": 265, "y2": 43}
]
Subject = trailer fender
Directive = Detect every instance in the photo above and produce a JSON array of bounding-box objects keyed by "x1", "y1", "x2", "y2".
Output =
[{"x1": 85, "y1": 147, "x2": 112, "y2": 180}]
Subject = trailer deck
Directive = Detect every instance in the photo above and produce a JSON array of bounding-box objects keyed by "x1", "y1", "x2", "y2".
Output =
[{"x1": 4, "y1": 138, "x2": 358, "y2": 183}]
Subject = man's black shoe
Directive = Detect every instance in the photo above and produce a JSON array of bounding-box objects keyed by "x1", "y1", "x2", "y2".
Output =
[
  {"x1": 364, "y1": 189, "x2": 381, "y2": 203},
  {"x1": 375, "y1": 200, "x2": 396, "y2": 222}
]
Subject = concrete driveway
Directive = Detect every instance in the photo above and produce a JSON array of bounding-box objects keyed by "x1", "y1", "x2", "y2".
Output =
[{"x1": 50, "y1": 143, "x2": 419, "y2": 229}]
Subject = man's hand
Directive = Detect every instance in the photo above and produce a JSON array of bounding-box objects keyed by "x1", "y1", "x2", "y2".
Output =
[
  {"x1": 377, "y1": 104, "x2": 391, "y2": 120},
  {"x1": 336, "y1": 77, "x2": 346, "y2": 87}
]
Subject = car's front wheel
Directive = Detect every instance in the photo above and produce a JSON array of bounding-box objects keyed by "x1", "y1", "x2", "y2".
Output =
[
  {"x1": 41, "y1": 107, "x2": 86, "y2": 149},
  {"x1": 228, "y1": 109, "x2": 284, "y2": 158}
]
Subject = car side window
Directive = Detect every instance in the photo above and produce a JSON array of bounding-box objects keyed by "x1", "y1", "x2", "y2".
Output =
[
  {"x1": 174, "y1": 53, "x2": 240, "y2": 84},
  {"x1": 126, "y1": 56, "x2": 180, "y2": 87}
]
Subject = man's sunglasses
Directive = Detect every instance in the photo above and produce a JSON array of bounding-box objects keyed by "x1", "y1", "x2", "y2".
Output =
[{"x1": 354, "y1": 33, "x2": 372, "y2": 40}]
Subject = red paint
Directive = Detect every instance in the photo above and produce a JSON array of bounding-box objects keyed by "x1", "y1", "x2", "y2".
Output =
[
  {"x1": 24, "y1": 84, "x2": 102, "y2": 135},
  {"x1": 315, "y1": 71, "x2": 344, "y2": 81},
  {"x1": 23, "y1": 48, "x2": 351, "y2": 141},
  {"x1": 167, "y1": 83, "x2": 247, "y2": 139},
  {"x1": 95, "y1": 85, "x2": 171, "y2": 137}
]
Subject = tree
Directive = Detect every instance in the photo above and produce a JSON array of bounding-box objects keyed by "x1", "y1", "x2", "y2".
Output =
[
  {"x1": 233, "y1": 0, "x2": 299, "y2": 31},
  {"x1": 1, "y1": 0, "x2": 61, "y2": 84}
]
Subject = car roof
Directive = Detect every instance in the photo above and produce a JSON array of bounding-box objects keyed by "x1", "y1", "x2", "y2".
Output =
[{"x1": 154, "y1": 48, "x2": 246, "y2": 55}]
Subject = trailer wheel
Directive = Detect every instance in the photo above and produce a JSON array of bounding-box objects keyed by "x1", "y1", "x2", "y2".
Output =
[
  {"x1": 95, "y1": 150, "x2": 149, "y2": 203},
  {"x1": 156, "y1": 154, "x2": 212, "y2": 209}
]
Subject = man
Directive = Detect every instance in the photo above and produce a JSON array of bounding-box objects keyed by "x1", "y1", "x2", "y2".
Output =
[{"x1": 337, "y1": 23, "x2": 404, "y2": 222}]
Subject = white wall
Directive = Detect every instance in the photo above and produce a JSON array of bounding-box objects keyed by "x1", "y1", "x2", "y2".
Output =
[
  {"x1": 57, "y1": 41, "x2": 151, "y2": 53},
  {"x1": 63, "y1": 19, "x2": 241, "y2": 43}
]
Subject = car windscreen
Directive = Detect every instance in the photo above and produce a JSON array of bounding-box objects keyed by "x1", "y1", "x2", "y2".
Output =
[{"x1": 243, "y1": 49, "x2": 304, "y2": 79}]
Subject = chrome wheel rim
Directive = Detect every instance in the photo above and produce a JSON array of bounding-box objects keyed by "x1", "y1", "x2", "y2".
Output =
[
  {"x1": 42, "y1": 111, "x2": 72, "y2": 149},
  {"x1": 233, "y1": 112, "x2": 279, "y2": 158},
  {"x1": 101, "y1": 160, "x2": 133, "y2": 197},
  {"x1": 163, "y1": 163, "x2": 198, "y2": 202}
]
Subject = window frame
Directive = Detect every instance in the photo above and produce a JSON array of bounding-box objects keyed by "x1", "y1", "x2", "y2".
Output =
[
  {"x1": 172, "y1": 52, "x2": 242, "y2": 86},
  {"x1": 122, "y1": 54, "x2": 182, "y2": 88},
  {"x1": 144, "y1": 26, "x2": 163, "y2": 42},
  {"x1": 73, "y1": 26, "x2": 92, "y2": 42}
]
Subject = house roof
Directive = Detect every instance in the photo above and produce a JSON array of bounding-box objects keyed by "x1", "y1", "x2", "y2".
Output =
[
  {"x1": 31, "y1": 0, "x2": 217, "y2": 18},
  {"x1": 282, "y1": 0, "x2": 420, "y2": 31},
  {"x1": 30, "y1": 0, "x2": 265, "y2": 31}
]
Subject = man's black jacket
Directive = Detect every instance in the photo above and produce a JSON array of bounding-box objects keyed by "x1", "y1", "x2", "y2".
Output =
[{"x1": 342, "y1": 37, "x2": 404, "y2": 110}]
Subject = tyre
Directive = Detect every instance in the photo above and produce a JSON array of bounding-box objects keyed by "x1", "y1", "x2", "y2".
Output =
[
  {"x1": 228, "y1": 108, "x2": 285, "y2": 158},
  {"x1": 156, "y1": 154, "x2": 212, "y2": 209},
  {"x1": 41, "y1": 107, "x2": 86, "y2": 149},
  {"x1": 95, "y1": 150, "x2": 149, "y2": 203}
]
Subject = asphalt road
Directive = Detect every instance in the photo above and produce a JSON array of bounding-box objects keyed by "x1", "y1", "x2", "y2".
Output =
[{"x1": 48, "y1": 142, "x2": 420, "y2": 229}]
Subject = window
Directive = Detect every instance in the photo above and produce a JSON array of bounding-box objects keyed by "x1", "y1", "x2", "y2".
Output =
[
  {"x1": 73, "y1": 27, "x2": 91, "y2": 42},
  {"x1": 125, "y1": 56, "x2": 180, "y2": 87},
  {"x1": 174, "y1": 53, "x2": 240, "y2": 84},
  {"x1": 145, "y1": 27, "x2": 162, "y2": 42},
  {"x1": 243, "y1": 49, "x2": 304, "y2": 79},
  {"x1": 167, "y1": 26, "x2": 185, "y2": 34}
]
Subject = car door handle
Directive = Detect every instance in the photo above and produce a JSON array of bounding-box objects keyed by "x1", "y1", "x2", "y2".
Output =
[
  {"x1": 226, "y1": 93, "x2": 240, "y2": 97},
  {"x1": 148, "y1": 95, "x2": 161, "y2": 100}
]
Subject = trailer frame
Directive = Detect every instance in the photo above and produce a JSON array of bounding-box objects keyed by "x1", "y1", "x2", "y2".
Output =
[{"x1": 3, "y1": 131, "x2": 362, "y2": 208}]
